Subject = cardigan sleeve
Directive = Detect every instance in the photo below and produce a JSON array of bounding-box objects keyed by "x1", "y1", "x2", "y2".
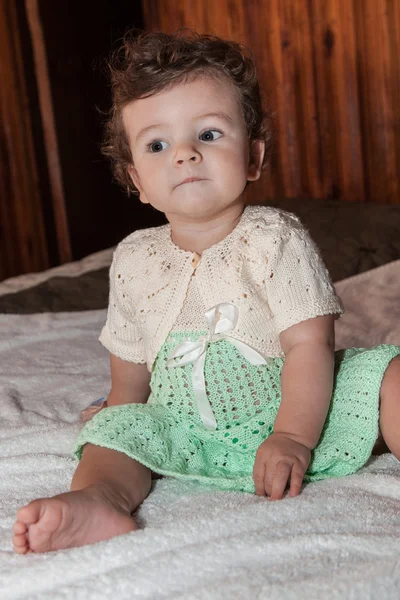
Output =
[
  {"x1": 98, "y1": 251, "x2": 146, "y2": 364},
  {"x1": 265, "y1": 221, "x2": 344, "y2": 334}
]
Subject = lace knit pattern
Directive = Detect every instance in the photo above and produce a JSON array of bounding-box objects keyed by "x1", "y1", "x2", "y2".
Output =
[
  {"x1": 98, "y1": 205, "x2": 344, "y2": 370},
  {"x1": 77, "y1": 205, "x2": 397, "y2": 492},
  {"x1": 74, "y1": 339, "x2": 400, "y2": 493},
  {"x1": 173, "y1": 275, "x2": 208, "y2": 330}
]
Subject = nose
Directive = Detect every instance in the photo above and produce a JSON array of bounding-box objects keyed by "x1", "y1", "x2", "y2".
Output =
[{"x1": 174, "y1": 143, "x2": 202, "y2": 166}]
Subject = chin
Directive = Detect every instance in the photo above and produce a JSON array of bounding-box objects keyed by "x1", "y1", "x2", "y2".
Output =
[{"x1": 183, "y1": 198, "x2": 222, "y2": 210}]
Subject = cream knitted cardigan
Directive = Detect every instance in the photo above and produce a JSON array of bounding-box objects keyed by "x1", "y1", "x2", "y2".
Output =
[{"x1": 99, "y1": 205, "x2": 344, "y2": 370}]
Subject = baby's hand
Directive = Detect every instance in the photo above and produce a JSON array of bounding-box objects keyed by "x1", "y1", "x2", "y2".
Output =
[{"x1": 253, "y1": 433, "x2": 311, "y2": 500}]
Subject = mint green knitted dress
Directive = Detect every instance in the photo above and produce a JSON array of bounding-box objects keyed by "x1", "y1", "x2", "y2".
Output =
[
  {"x1": 74, "y1": 330, "x2": 400, "y2": 493},
  {"x1": 73, "y1": 207, "x2": 400, "y2": 492}
]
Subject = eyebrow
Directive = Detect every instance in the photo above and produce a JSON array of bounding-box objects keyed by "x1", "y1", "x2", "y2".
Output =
[{"x1": 135, "y1": 111, "x2": 233, "y2": 143}]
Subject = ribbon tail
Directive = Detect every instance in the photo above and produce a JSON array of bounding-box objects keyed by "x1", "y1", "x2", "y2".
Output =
[
  {"x1": 167, "y1": 341, "x2": 204, "y2": 368},
  {"x1": 192, "y1": 353, "x2": 217, "y2": 431}
]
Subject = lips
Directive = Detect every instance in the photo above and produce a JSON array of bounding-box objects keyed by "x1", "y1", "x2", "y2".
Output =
[{"x1": 178, "y1": 177, "x2": 204, "y2": 186}]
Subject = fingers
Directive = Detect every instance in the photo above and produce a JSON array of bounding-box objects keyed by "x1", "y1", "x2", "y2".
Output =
[
  {"x1": 253, "y1": 458, "x2": 267, "y2": 496},
  {"x1": 288, "y1": 465, "x2": 305, "y2": 497},
  {"x1": 268, "y1": 461, "x2": 292, "y2": 500},
  {"x1": 253, "y1": 458, "x2": 305, "y2": 499},
  {"x1": 253, "y1": 435, "x2": 310, "y2": 499},
  {"x1": 253, "y1": 457, "x2": 292, "y2": 499}
]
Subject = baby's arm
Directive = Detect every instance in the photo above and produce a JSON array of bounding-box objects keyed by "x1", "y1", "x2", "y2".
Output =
[
  {"x1": 80, "y1": 355, "x2": 149, "y2": 422},
  {"x1": 107, "y1": 354, "x2": 151, "y2": 406},
  {"x1": 253, "y1": 314, "x2": 336, "y2": 499},
  {"x1": 275, "y1": 314, "x2": 335, "y2": 448}
]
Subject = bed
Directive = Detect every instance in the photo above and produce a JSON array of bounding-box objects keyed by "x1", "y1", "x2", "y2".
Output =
[{"x1": 1, "y1": 199, "x2": 400, "y2": 599}]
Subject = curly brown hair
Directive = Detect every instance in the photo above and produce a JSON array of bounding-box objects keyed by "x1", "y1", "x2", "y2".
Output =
[{"x1": 102, "y1": 29, "x2": 273, "y2": 195}]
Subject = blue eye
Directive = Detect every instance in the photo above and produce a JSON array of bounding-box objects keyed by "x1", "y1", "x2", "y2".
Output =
[
  {"x1": 148, "y1": 140, "x2": 169, "y2": 153},
  {"x1": 199, "y1": 129, "x2": 223, "y2": 142}
]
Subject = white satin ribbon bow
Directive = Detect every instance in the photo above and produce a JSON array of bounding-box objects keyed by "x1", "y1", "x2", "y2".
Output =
[{"x1": 167, "y1": 303, "x2": 270, "y2": 431}]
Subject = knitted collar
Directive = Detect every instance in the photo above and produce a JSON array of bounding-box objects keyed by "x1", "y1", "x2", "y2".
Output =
[{"x1": 163, "y1": 204, "x2": 252, "y2": 259}]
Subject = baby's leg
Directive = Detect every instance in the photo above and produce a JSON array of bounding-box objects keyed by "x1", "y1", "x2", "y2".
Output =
[
  {"x1": 379, "y1": 355, "x2": 400, "y2": 459},
  {"x1": 12, "y1": 444, "x2": 151, "y2": 554}
]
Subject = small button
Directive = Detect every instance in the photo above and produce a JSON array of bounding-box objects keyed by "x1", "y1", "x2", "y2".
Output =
[{"x1": 191, "y1": 252, "x2": 201, "y2": 268}]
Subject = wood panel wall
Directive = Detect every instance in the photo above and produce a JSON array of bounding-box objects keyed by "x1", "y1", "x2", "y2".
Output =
[
  {"x1": 142, "y1": 0, "x2": 400, "y2": 205},
  {"x1": 0, "y1": 0, "x2": 49, "y2": 280},
  {"x1": 0, "y1": 0, "x2": 147, "y2": 281}
]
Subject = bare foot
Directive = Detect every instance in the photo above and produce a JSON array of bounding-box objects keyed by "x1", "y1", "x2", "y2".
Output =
[{"x1": 12, "y1": 484, "x2": 136, "y2": 554}]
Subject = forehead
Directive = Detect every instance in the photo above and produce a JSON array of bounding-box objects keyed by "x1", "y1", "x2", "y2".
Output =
[{"x1": 122, "y1": 75, "x2": 243, "y2": 137}]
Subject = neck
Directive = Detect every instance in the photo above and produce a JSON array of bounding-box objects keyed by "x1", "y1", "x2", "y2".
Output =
[{"x1": 167, "y1": 202, "x2": 245, "y2": 255}]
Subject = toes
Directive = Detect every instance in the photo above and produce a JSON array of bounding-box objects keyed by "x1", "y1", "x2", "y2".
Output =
[
  {"x1": 14, "y1": 544, "x2": 30, "y2": 555},
  {"x1": 13, "y1": 532, "x2": 29, "y2": 553},
  {"x1": 16, "y1": 500, "x2": 43, "y2": 526},
  {"x1": 13, "y1": 500, "x2": 45, "y2": 555},
  {"x1": 13, "y1": 533, "x2": 27, "y2": 547},
  {"x1": 13, "y1": 521, "x2": 28, "y2": 534}
]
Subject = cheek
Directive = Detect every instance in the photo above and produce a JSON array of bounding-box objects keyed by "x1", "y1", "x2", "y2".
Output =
[
  {"x1": 219, "y1": 147, "x2": 249, "y2": 179},
  {"x1": 222, "y1": 140, "x2": 248, "y2": 163},
  {"x1": 137, "y1": 158, "x2": 166, "y2": 185}
]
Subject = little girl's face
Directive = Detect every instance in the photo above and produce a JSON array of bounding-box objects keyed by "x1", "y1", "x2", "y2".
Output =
[{"x1": 123, "y1": 75, "x2": 264, "y2": 223}]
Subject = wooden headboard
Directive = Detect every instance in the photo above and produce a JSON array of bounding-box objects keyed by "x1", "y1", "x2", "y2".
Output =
[
  {"x1": 1, "y1": 0, "x2": 399, "y2": 279},
  {"x1": 143, "y1": 0, "x2": 400, "y2": 206}
]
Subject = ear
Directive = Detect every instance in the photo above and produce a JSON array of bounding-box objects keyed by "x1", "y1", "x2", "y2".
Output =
[
  {"x1": 128, "y1": 165, "x2": 149, "y2": 204},
  {"x1": 247, "y1": 140, "x2": 265, "y2": 182}
]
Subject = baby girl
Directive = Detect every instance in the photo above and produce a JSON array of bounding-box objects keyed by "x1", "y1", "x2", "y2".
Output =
[{"x1": 13, "y1": 29, "x2": 400, "y2": 554}]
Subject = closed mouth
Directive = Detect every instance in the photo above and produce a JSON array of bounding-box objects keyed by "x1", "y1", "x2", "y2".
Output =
[{"x1": 178, "y1": 178, "x2": 205, "y2": 186}]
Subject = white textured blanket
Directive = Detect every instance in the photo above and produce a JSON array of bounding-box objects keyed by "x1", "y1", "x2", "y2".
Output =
[{"x1": 0, "y1": 260, "x2": 400, "y2": 599}]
